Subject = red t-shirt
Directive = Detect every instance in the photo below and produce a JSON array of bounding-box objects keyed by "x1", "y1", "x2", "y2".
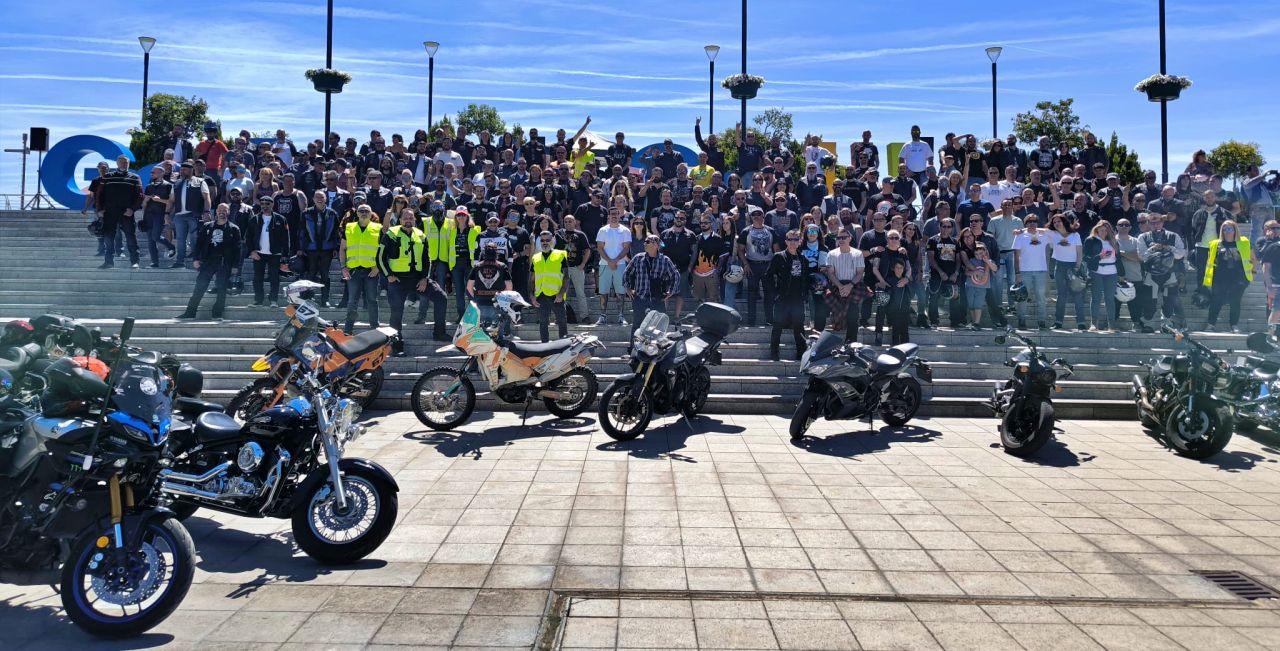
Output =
[{"x1": 195, "y1": 139, "x2": 229, "y2": 172}]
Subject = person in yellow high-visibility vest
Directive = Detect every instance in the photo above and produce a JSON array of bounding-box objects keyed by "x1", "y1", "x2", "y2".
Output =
[
  {"x1": 1202, "y1": 219, "x2": 1256, "y2": 333},
  {"x1": 531, "y1": 231, "x2": 570, "y2": 342},
  {"x1": 379, "y1": 209, "x2": 448, "y2": 352},
  {"x1": 339, "y1": 203, "x2": 382, "y2": 335},
  {"x1": 422, "y1": 200, "x2": 458, "y2": 312}
]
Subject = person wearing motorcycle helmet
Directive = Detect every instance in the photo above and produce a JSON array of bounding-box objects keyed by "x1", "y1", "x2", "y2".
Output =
[
  {"x1": 195, "y1": 121, "x2": 228, "y2": 173},
  {"x1": 1136, "y1": 212, "x2": 1187, "y2": 328},
  {"x1": 467, "y1": 242, "x2": 513, "y2": 335}
]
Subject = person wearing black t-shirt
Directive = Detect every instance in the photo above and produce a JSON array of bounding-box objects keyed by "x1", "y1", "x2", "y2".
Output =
[
  {"x1": 467, "y1": 243, "x2": 514, "y2": 333},
  {"x1": 926, "y1": 219, "x2": 964, "y2": 328},
  {"x1": 660, "y1": 212, "x2": 696, "y2": 319},
  {"x1": 865, "y1": 178, "x2": 905, "y2": 220},
  {"x1": 502, "y1": 212, "x2": 532, "y2": 300},
  {"x1": 857, "y1": 212, "x2": 889, "y2": 327},
  {"x1": 648, "y1": 189, "x2": 680, "y2": 234},
  {"x1": 141, "y1": 167, "x2": 176, "y2": 267},
  {"x1": 765, "y1": 230, "x2": 809, "y2": 361},
  {"x1": 558, "y1": 215, "x2": 592, "y2": 322},
  {"x1": 872, "y1": 230, "x2": 912, "y2": 345}
]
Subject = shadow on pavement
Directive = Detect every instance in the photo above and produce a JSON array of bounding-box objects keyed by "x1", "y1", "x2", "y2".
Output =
[
  {"x1": 792, "y1": 423, "x2": 942, "y2": 458},
  {"x1": 1206, "y1": 449, "x2": 1278, "y2": 473},
  {"x1": 596, "y1": 416, "x2": 747, "y2": 462},
  {"x1": 403, "y1": 418, "x2": 594, "y2": 458},
  {"x1": 0, "y1": 593, "x2": 175, "y2": 649},
  {"x1": 986, "y1": 437, "x2": 1097, "y2": 467}
]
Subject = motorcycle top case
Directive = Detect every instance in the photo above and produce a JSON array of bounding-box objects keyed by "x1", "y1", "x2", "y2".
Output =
[{"x1": 694, "y1": 302, "x2": 742, "y2": 339}]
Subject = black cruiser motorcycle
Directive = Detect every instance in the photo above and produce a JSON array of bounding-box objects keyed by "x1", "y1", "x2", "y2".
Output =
[
  {"x1": 1133, "y1": 326, "x2": 1236, "y2": 459},
  {"x1": 986, "y1": 328, "x2": 1074, "y2": 457}
]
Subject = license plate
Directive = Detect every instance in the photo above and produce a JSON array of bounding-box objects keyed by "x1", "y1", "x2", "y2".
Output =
[{"x1": 1237, "y1": 356, "x2": 1247, "y2": 368}]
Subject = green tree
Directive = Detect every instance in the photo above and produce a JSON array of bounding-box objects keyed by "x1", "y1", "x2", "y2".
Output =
[
  {"x1": 510, "y1": 122, "x2": 525, "y2": 145},
  {"x1": 129, "y1": 93, "x2": 210, "y2": 166},
  {"x1": 454, "y1": 103, "x2": 505, "y2": 137},
  {"x1": 1105, "y1": 132, "x2": 1144, "y2": 185},
  {"x1": 1208, "y1": 140, "x2": 1265, "y2": 183},
  {"x1": 1012, "y1": 98, "x2": 1088, "y2": 149},
  {"x1": 429, "y1": 114, "x2": 455, "y2": 139},
  {"x1": 752, "y1": 108, "x2": 793, "y2": 143}
]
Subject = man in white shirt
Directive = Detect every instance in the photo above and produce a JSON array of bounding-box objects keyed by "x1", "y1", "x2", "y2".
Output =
[
  {"x1": 824, "y1": 228, "x2": 865, "y2": 342},
  {"x1": 432, "y1": 137, "x2": 465, "y2": 169},
  {"x1": 899, "y1": 125, "x2": 933, "y2": 184},
  {"x1": 979, "y1": 167, "x2": 1006, "y2": 207},
  {"x1": 271, "y1": 129, "x2": 295, "y2": 167},
  {"x1": 595, "y1": 207, "x2": 632, "y2": 325},
  {"x1": 1012, "y1": 214, "x2": 1050, "y2": 329}
]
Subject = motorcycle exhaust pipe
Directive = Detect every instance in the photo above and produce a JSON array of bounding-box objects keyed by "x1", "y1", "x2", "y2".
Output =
[
  {"x1": 1131, "y1": 375, "x2": 1152, "y2": 410},
  {"x1": 161, "y1": 481, "x2": 224, "y2": 500},
  {"x1": 159, "y1": 461, "x2": 232, "y2": 484}
]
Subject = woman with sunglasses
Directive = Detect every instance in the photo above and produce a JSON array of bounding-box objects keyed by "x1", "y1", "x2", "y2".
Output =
[
  {"x1": 872, "y1": 229, "x2": 912, "y2": 346},
  {"x1": 1114, "y1": 217, "x2": 1149, "y2": 331},
  {"x1": 800, "y1": 224, "x2": 830, "y2": 331},
  {"x1": 384, "y1": 195, "x2": 409, "y2": 227},
  {"x1": 1046, "y1": 212, "x2": 1086, "y2": 330},
  {"x1": 900, "y1": 222, "x2": 928, "y2": 328},
  {"x1": 1083, "y1": 220, "x2": 1120, "y2": 332},
  {"x1": 1203, "y1": 220, "x2": 1256, "y2": 332},
  {"x1": 629, "y1": 216, "x2": 650, "y2": 243}
]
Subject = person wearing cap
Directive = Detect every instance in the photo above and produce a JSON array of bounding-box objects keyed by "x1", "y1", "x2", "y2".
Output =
[
  {"x1": 340, "y1": 204, "x2": 383, "y2": 334},
  {"x1": 737, "y1": 206, "x2": 780, "y2": 327},
  {"x1": 1093, "y1": 173, "x2": 1131, "y2": 226},
  {"x1": 379, "y1": 208, "x2": 447, "y2": 348},
  {"x1": 177, "y1": 203, "x2": 242, "y2": 321},
  {"x1": 764, "y1": 229, "x2": 810, "y2": 361},
  {"x1": 300, "y1": 190, "x2": 342, "y2": 306},
  {"x1": 449, "y1": 207, "x2": 483, "y2": 319},
  {"x1": 247, "y1": 195, "x2": 290, "y2": 307},
  {"x1": 502, "y1": 211, "x2": 533, "y2": 300},
  {"x1": 169, "y1": 160, "x2": 212, "y2": 269},
  {"x1": 865, "y1": 177, "x2": 905, "y2": 222}
]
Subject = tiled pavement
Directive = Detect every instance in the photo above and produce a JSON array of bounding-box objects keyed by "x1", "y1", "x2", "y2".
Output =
[{"x1": 5, "y1": 411, "x2": 1280, "y2": 649}]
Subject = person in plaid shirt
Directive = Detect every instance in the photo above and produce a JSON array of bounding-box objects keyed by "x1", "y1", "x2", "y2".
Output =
[{"x1": 624, "y1": 234, "x2": 679, "y2": 338}]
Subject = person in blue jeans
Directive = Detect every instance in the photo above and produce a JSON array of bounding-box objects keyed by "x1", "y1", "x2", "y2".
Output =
[
  {"x1": 1046, "y1": 213, "x2": 1086, "y2": 330},
  {"x1": 1083, "y1": 221, "x2": 1120, "y2": 332},
  {"x1": 168, "y1": 162, "x2": 211, "y2": 269},
  {"x1": 1012, "y1": 216, "x2": 1051, "y2": 329}
]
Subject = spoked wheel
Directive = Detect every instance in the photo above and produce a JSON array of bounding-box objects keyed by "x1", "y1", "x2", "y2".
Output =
[
  {"x1": 291, "y1": 465, "x2": 398, "y2": 565},
  {"x1": 226, "y1": 378, "x2": 279, "y2": 421},
  {"x1": 1000, "y1": 398, "x2": 1055, "y2": 458},
  {"x1": 790, "y1": 389, "x2": 820, "y2": 440},
  {"x1": 61, "y1": 516, "x2": 195, "y2": 638},
  {"x1": 683, "y1": 366, "x2": 712, "y2": 417},
  {"x1": 410, "y1": 366, "x2": 476, "y2": 430},
  {"x1": 341, "y1": 367, "x2": 385, "y2": 410},
  {"x1": 1164, "y1": 402, "x2": 1233, "y2": 460},
  {"x1": 879, "y1": 376, "x2": 922, "y2": 426},
  {"x1": 543, "y1": 367, "x2": 599, "y2": 418},
  {"x1": 598, "y1": 382, "x2": 652, "y2": 441}
]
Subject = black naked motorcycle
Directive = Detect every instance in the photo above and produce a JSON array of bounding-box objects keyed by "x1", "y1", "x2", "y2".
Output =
[
  {"x1": 790, "y1": 332, "x2": 932, "y2": 440},
  {"x1": 598, "y1": 303, "x2": 741, "y2": 441},
  {"x1": 986, "y1": 328, "x2": 1074, "y2": 457},
  {"x1": 0, "y1": 319, "x2": 196, "y2": 638},
  {"x1": 1133, "y1": 326, "x2": 1236, "y2": 459},
  {"x1": 163, "y1": 370, "x2": 398, "y2": 564},
  {"x1": 1226, "y1": 332, "x2": 1280, "y2": 433}
]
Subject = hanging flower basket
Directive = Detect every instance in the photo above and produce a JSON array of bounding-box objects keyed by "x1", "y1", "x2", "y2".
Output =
[
  {"x1": 1134, "y1": 73, "x2": 1191, "y2": 102},
  {"x1": 305, "y1": 68, "x2": 352, "y2": 94},
  {"x1": 722, "y1": 74, "x2": 765, "y2": 100}
]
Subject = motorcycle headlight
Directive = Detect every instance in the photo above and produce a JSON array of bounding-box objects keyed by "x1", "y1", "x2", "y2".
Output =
[
  {"x1": 1016, "y1": 363, "x2": 1030, "y2": 375},
  {"x1": 641, "y1": 342, "x2": 660, "y2": 357}
]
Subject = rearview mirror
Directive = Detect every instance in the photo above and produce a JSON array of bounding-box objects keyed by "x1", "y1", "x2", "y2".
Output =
[
  {"x1": 71, "y1": 325, "x2": 94, "y2": 352},
  {"x1": 119, "y1": 318, "x2": 135, "y2": 344}
]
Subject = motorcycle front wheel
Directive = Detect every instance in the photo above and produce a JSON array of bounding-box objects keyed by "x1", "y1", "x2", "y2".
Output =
[
  {"x1": 292, "y1": 465, "x2": 398, "y2": 565},
  {"x1": 410, "y1": 367, "x2": 476, "y2": 430},
  {"x1": 599, "y1": 381, "x2": 651, "y2": 441},
  {"x1": 1000, "y1": 398, "x2": 1054, "y2": 458},
  {"x1": 61, "y1": 516, "x2": 196, "y2": 638},
  {"x1": 790, "y1": 389, "x2": 821, "y2": 440},
  {"x1": 543, "y1": 367, "x2": 599, "y2": 418},
  {"x1": 1164, "y1": 402, "x2": 1233, "y2": 460},
  {"x1": 683, "y1": 365, "x2": 712, "y2": 417},
  {"x1": 226, "y1": 377, "x2": 279, "y2": 421},
  {"x1": 879, "y1": 376, "x2": 923, "y2": 426}
]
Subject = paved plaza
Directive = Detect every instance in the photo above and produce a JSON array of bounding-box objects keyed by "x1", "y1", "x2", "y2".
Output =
[{"x1": 6, "y1": 411, "x2": 1280, "y2": 650}]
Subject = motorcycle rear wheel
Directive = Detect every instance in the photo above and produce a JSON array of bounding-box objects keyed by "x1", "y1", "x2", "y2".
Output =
[
  {"x1": 599, "y1": 382, "x2": 651, "y2": 441},
  {"x1": 226, "y1": 378, "x2": 278, "y2": 421},
  {"x1": 1000, "y1": 398, "x2": 1054, "y2": 458},
  {"x1": 341, "y1": 367, "x2": 385, "y2": 410},
  {"x1": 879, "y1": 377, "x2": 922, "y2": 426},
  {"x1": 683, "y1": 366, "x2": 712, "y2": 417},
  {"x1": 543, "y1": 367, "x2": 598, "y2": 418}
]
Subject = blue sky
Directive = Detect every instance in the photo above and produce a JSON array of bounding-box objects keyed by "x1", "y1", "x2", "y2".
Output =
[{"x1": 1, "y1": 0, "x2": 1277, "y2": 204}]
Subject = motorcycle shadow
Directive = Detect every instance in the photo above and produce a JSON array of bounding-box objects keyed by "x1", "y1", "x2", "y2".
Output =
[
  {"x1": 793, "y1": 423, "x2": 942, "y2": 458},
  {"x1": 1203, "y1": 450, "x2": 1277, "y2": 473},
  {"x1": 186, "y1": 516, "x2": 382, "y2": 596},
  {"x1": 988, "y1": 438, "x2": 1096, "y2": 468},
  {"x1": 0, "y1": 594, "x2": 174, "y2": 648},
  {"x1": 596, "y1": 416, "x2": 747, "y2": 462},
  {"x1": 403, "y1": 417, "x2": 596, "y2": 459}
]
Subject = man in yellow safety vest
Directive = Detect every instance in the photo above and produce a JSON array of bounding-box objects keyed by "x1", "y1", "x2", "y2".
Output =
[
  {"x1": 339, "y1": 203, "x2": 382, "y2": 335},
  {"x1": 379, "y1": 208, "x2": 448, "y2": 353},
  {"x1": 531, "y1": 230, "x2": 569, "y2": 342}
]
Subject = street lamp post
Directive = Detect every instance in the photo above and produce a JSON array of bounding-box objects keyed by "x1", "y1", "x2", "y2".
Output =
[
  {"x1": 704, "y1": 45, "x2": 719, "y2": 134},
  {"x1": 740, "y1": 0, "x2": 747, "y2": 146},
  {"x1": 986, "y1": 46, "x2": 1002, "y2": 140},
  {"x1": 138, "y1": 36, "x2": 155, "y2": 128},
  {"x1": 1158, "y1": 0, "x2": 1169, "y2": 183},
  {"x1": 424, "y1": 41, "x2": 439, "y2": 134},
  {"x1": 324, "y1": 0, "x2": 334, "y2": 143}
]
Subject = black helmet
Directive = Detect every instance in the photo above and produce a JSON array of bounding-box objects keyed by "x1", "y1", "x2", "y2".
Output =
[
  {"x1": 1008, "y1": 284, "x2": 1029, "y2": 303},
  {"x1": 482, "y1": 242, "x2": 500, "y2": 262},
  {"x1": 1191, "y1": 289, "x2": 1211, "y2": 309},
  {"x1": 1143, "y1": 249, "x2": 1175, "y2": 277}
]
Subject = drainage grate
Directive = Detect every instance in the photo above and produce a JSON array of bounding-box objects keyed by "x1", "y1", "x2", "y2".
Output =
[{"x1": 1194, "y1": 570, "x2": 1280, "y2": 600}]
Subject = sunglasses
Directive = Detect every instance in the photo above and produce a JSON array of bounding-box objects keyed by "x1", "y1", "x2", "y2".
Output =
[
  {"x1": 838, "y1": 235, "x2": 852, "y2": 240},
  {"x1": 785, "y1": 237, "x2": 801, "y2": 241},
  {"x1": 1119, "y1": 223, "x2": 1132, "y2": 228},
  {"x1": 357, "y1": 209, "x2": 371, "y2": 214},
  {"x1": 887, "y1": 236, "x2": 901, "y2": 240}
]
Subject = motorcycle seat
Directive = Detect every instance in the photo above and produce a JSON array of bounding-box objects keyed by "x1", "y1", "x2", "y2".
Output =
[
  {"x1": 0, "y1": 346, "x2": 32, "y2": 375},
  {"x1": 889, "y1": 343, "x2": 918, "y2": 359},
  {"x1": 194, "y1": 411, "x2": 242, "y2": 442},
  {"x1": 503, "y1": 338, "x2": 574, "y2": 359},
  {"x1": 333, "y1": 330, "x2": 389, "y2": 360},
  {"x1": 176, "y1": 397, "x2": 225, "y2": 417},
  {"x1": 871, "y1": 354, "x2": 906, "y2": 375}
]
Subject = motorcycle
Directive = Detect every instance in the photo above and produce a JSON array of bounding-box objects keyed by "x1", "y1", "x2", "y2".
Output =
[
  {"x1": 0, "y1": 319, "x2": 196, "y2": 638},
  {"x1": 163, "y1": 369, "x2": 399, "y2": 564},
  {"x1": 790, "y1": 332, "x2": 932, "y2": 440},
  {"x1": 985, "y1": 328, "x2": 1074, "y2": 457},
  {"x1": 1218, "y1": 332, "x2": 1280, "y2": 433},
  {"x1": 598, "y1": 302, "x2": 740, "y2": 441},
  {"x1": 1133, "y1": 326, "x2": 1236, "y2": 459},
  {"x1": 227, "y1": 280, "x2": 397, "y2": 420},
  {"x1": 411, "y1": 291, "x2": 603, "y2": 430}
]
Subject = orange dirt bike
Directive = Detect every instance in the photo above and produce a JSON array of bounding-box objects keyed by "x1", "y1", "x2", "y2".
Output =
[
  {"x1": 226, "y1": 281, "x2": 398, "y2": 420},
  {"x1": 410, "y1": 291, "x2": 603, "y2": 429}
]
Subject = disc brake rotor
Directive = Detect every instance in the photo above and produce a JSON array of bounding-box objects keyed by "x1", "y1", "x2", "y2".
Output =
[
  {"x1": 311, "y1": 478, "x2": 376, "y2": 541},
  {"x1": 90, "y1": 541, "x2": 166, "y2": 606}
]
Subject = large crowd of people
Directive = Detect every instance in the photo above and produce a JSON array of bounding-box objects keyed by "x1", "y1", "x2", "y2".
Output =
[{"x1": 81, "y1": 118, "x2": 1280, "y2": 359}]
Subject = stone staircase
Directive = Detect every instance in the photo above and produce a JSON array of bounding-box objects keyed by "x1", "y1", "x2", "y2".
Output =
[{"x1": 2, "y1": 210, "x2": 1271, "y2": 419}]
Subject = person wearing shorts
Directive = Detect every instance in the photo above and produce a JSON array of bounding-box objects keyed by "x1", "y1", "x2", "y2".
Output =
[{"x1": 596, "y1": 207, "x2": 632, "y2": 325}]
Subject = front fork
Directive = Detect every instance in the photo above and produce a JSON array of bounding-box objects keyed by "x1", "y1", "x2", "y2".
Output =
[{"x1": 314, "y1": 395, "x2": 349, "y2": 511}]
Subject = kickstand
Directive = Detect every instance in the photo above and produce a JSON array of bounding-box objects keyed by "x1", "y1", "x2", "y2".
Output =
[
  {"x1": 864, "y1": 411, "x2": 876, "y2": 433},
  {"x1": 521, "y1": 395, "x2": 533, "y2": 426}
]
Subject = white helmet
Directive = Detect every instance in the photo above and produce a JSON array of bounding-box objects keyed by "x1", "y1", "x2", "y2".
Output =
[
  {"x1": 494, "y1": 290, "x2": 531, "y2": 324},
  {"x1": 724, "y1": 264, "x2": 744, "y2": 284},
  {"x1": 1115, "y1": 279, "x2": 1136, "y2": 303},
  {"x1": 284, "y1": 279, "x2": 324, "y2": 306}
]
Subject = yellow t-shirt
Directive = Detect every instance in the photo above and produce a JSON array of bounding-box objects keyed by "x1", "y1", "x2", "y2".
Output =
[
  {"x1": 689, "y1": 164, "x2": 716, "y2": 187},
  {"x1": 571, "y1": 150, "x2": 596, "y2": 178}
]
